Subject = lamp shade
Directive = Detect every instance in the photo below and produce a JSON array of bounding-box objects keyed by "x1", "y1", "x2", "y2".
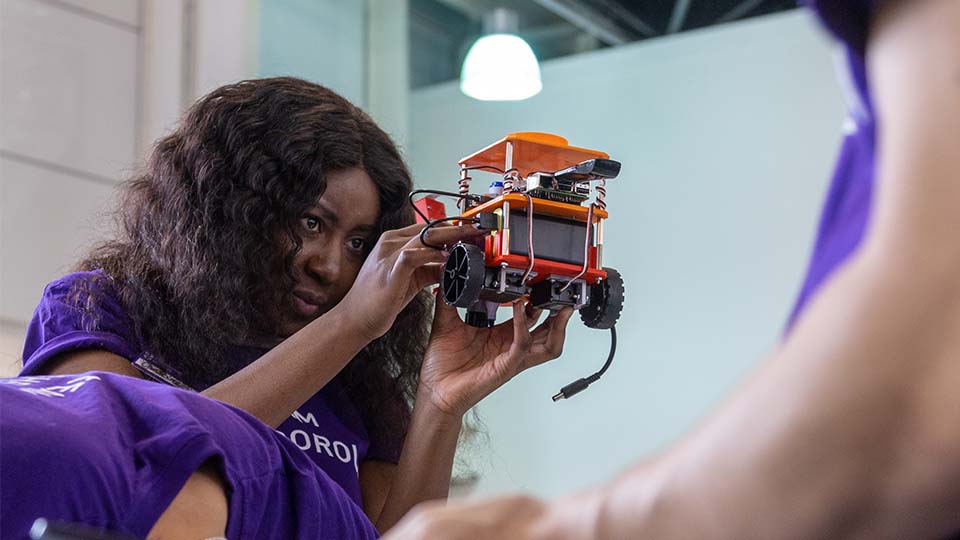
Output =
[{"x1": 460, "y1": 34, "x2": 542, "y2": 101}]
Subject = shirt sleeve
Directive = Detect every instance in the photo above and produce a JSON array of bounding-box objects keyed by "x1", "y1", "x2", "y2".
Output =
[
  {"x1": 20, "y1": 272, "x2": 140, "y2": 375},
  {"x1": 803, "y1": 0, "x2": 879, "y2": 57}
]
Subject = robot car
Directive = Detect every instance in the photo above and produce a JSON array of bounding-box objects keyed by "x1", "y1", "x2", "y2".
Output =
[{"x1": 412, "y1": 132, "x2": 625, "y2": 399}]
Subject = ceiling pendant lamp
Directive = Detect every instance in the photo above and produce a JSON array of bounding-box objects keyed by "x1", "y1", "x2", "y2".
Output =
[{"x1": 460, "y1": 8, "x2": 542, "y2": 101}]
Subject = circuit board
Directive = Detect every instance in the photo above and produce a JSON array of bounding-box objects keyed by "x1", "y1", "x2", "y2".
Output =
[{"x1": 527, "y1": 187, "x2": 590, "y2": 204}]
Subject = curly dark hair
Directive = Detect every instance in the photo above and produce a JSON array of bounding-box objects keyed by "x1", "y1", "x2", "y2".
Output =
[{"x1": 79, "y1": 77, "x2": 430, "y2": 443}]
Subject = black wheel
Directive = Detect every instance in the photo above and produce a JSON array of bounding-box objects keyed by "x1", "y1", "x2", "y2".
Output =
[
  {"x1": 441, "y1": 243, "x2": 485, "y2": 308},
  {"x1": 579, "y1": 267, "x2": 624, "y2": 329}
]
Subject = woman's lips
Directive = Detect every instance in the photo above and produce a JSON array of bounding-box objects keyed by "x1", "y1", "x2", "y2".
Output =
[{"x1": 292, "y1": 291, "x2": 324, "y2": 318}]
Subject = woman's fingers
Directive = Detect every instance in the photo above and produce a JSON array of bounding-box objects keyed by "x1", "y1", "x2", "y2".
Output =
[
  {"x1": 527, "y1": 307, "x2": 575, "y2": 367},
  {"x1": 411, "y1": 263, "x2": 445, "y2": 291},
  {"x1": 394, "y1": 247, "x2": 449, "y2": 276},
  {"x1": 393, "y1": 224, "x2": 487, "y2": 293},
  {"x1": 430, "y1": 288, "x2": 462, "y2": 332},
  {"x1": 416, "y1": 224, "x2": 485, "y2": 251},
  {"x1": 524, "y1": 302, "x2": 544, "y2": 330},
  {"x1": 511, "y1": 300, "x2": 534, "y2": 348},
  {"x1": 500, "y1": 301, "x2": 534, "y2": 376},
  {"x1": 383, "y1": 222, "x2": 482, "y2": 250}
]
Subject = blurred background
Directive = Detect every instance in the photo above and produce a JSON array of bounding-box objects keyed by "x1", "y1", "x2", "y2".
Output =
[{"x1": 0, "y1": 0, "x2": 845, "y2": 498}]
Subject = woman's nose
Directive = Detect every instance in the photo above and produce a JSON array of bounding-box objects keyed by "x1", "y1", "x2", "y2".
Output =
[{"x1": 302, "y1": 242, "x2": 342, "y2": 284}]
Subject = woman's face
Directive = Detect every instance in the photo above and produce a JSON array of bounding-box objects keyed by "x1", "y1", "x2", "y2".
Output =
[{"x1": 276, "y1": 167, "x2": 381, "y2": 337}]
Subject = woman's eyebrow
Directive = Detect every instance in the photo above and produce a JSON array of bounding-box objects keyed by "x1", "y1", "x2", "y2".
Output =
[
  {"x1": 313, "y1": 202, "x2": 376, "y2": 234},
  {"x1": 352, "y1": 224, "x2": 377, "y2": 235},
  {"x1": 311, "y1": 203, "x2": 340, "y2": 227}
]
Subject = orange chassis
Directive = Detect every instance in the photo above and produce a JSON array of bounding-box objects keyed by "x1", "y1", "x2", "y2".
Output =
[{"x1": 459, "y1": 193, "x2": 608, "y2": 286}]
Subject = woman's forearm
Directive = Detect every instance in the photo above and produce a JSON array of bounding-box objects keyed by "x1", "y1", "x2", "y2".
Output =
[
  {"x1": 374, "y1": 388, "x2": 464, "y2": 531},
  {"x1": 202, "y1": 303, "x2": 371, "y2": 427},
  {"x1": 570, "y1": 247, "x2": 960, "y2": 540},
  {"x1": 584, "y1": 4, "x2": 960, "y2": 537}
]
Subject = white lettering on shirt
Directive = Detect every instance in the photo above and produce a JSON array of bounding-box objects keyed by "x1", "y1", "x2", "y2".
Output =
[
  {"x1": 313, "y1": 433, "x2": 332, "y2": 455},
  {"x1": 2, "y1": 375, "x2": 102, "y2": 398},
  {"x1": 333, "y1": 441, "x2": 351, "y2": 464},
  {"x1": 289, "y1": 429, "x2": 312, "y2": 451},
  {"x1": 291, "y1": 409, "x2": 320, "y2": 427},
  {"x1": 278, "y1": 425, "x2": 361, "y2": 475}
]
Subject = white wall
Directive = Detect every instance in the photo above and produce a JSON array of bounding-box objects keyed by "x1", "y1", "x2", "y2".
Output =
[
  {"x1": 258, "y1": 0, "x2": 366, "y2": 106},
  {"x1": 408, "y1": 11, "x2": 846, "y2": 497},
  {"x1": 0, "y1": 0, "x2": 261, "y2": 376},
  {"x1": 366, "y1": 0, "x2": 409, "y2": 147},
  {"x1": 257, "y1": 0, "x2": 410, "y2": 145},
  {"x1": 0, "y1": 0, "x2": 395, "y2": 376},
  {"x1": 191, "y1": 0, "x2": 259, "y2": 100},
  {"x1": 0, "y1": 0, "x2": 141, "y2": 376}
]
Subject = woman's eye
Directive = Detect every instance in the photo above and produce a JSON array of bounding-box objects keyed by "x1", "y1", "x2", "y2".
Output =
[
  {"x1": 303, "y1": 216, "x2": 321, "y2": 232},
  {"x1": 348, "y1": 238, "x2": 367, "y2": 252}
]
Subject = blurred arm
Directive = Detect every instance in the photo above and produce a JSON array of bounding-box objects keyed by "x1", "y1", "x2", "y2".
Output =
[{"x1": 589, "y1": 2, "x2": 960, "y2": 538}]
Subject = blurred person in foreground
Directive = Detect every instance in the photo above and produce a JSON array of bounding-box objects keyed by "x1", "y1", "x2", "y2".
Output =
[{"x1": 385, "y1": 1, "x2": 960, "y2": 539}]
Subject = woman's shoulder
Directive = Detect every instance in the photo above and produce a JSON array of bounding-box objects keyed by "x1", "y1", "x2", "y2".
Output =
[
  {"x1": 41, "y1": 269, "x2": 121, "y2": 304},
  {"x1": 20, "y1": 270, "x2": 140, "y2": 375},
  {"x1": 33, "y1": 269, "x2": 131, "y2": 334}
]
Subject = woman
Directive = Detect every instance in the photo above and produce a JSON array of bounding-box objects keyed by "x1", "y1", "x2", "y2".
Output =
[{"x1": 16, "y1": 77, "x2": 574, "y2": 536}]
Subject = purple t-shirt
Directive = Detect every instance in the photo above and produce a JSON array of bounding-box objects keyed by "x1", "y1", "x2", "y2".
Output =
[
  {"x1": 19, "y1": 271, "x2": 404, "y2": 506},
  {"x1": 789, "y1": 0, "x2": 877, "y2": 326},
  {"x1": 0, "y1": 372, "x2": 379, "y2": 540},
  {"x1": 798, "y1": 5, "x2": 960, "y2": 537}
]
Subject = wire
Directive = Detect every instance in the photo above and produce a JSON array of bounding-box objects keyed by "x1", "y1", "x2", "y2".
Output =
[
  {"x1": 408, "y1": 189, "x2": 481, "y2": 223},
  {"x1": 520, "y1": 193, "x2": 536, "y2": 284},
  {"x1": 419, "y1": 216, "x2": 479, "y2": 250},
  {"x1": 552, "y1": 326, "x2": 617, "y2": 401},
  {"x1": 408, "y1": 189, "x2": 484, "y2": 249},
  {"x1": 560, "y1": 203, "x2": 595, "y2": 294},
  {"x1": 594, "y1": 325, "x2": 617, "y2": 379}
]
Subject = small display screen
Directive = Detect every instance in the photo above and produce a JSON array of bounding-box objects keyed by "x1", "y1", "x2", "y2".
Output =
[{"x1": 508, "y1": 211, "x2": 591, "y2": 266}]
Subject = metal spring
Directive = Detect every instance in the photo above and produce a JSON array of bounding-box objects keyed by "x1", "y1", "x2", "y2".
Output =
[
  {"x1": 458, "y1": 170, "x2": 471, "y2": 210},
  {"x1": 595, "y1": 178, "x2": 607, "y2": 210},
  {"x1": 502, "y1": 169, "x2": 520, "y2": 194}
]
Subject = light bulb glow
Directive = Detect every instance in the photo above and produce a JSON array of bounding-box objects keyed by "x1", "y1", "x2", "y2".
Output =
[{"x1": 460, "y1": 34, "x2": 542, "y2": 101}]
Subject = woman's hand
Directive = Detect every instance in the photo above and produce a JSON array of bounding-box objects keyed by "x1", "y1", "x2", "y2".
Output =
[
  {"x1": 337, "y1": 224, "x2": 484, "y2": 342},
  {"x1": 418, "y1": 295, "x2": 575, "y2": 418},
  {"x1": 381, "y1": 489, "x2": 602, "y2": 540},
  {"x1": 382, "y1": 494, "x2": 549, "y2": 540}
]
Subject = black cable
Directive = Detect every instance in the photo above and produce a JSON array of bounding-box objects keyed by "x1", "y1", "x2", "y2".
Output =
[
  {"x1": 419, "y1": 216, "x2": 479, "y2": 250},
  {"x1": 408, "y1": 189, "x2": 481, "y2": 223},
  {"x1": 552, "y1": 326, "x2": 617, "y2": 401}
]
